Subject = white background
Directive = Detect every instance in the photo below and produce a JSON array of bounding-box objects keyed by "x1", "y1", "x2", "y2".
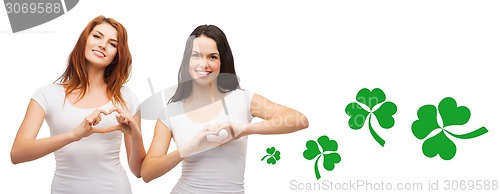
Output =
[{"x1": 1, "y1": 0, "x2": 499, "y2": 193}]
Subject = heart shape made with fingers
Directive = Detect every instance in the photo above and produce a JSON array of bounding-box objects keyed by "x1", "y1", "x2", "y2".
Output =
[
  {"x1": 94, "y1": 108, "x2": 131, "y2": 132},
  {"x1": 207, "y1": 129, "x2": 229, "y2": 143}
]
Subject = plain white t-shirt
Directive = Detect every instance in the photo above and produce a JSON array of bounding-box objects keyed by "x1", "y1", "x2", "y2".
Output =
[
  {"x1": 32, "y1": 84, "x2": 139, "y2": 194},
  {"x1": 160, "y1": 89, "x2": 254, "y2": 194}
]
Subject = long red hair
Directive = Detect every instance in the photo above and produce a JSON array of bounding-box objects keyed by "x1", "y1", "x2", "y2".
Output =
[{"x1": 56, "y1": 15, "x2": 132, "y2": 108}]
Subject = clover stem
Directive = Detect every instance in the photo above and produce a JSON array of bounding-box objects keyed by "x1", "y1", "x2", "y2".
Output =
[
  {"x1": 261, "y1": 155, "x2": 270, "y2": 161},
  {"x1": 445, "y1": 127, "x2": 488, "y2": 139},
  {"x1": 368, "y1": 114, "x2": 385, "y2": 147},
  {"x1": 314, "y1": 155, "x2": 321, "y2": 180}
]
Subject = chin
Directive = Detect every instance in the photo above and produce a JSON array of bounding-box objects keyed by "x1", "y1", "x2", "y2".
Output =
[
  {"x1": 88, "y1": 60, "x2": 111, "y2": 68},
  {"x1": 192, "y1": 77, "x2": 211, "y2": 86}
]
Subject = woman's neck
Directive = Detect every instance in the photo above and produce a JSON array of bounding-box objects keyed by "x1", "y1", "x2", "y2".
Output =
[
  {"x1": 86, "y1": 65, "x2": 107, "y2": 91},
  {"x1": 185, "y1": 81, "x2": 223, "y2": 106}
]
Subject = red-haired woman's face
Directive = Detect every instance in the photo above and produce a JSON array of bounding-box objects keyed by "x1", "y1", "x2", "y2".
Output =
[
  {"x1": 85, "y1": 23, "x2": 118, "y2": 68},
  {"x1": 189, "y1": 35, "x2": 221, "y2": 86}
]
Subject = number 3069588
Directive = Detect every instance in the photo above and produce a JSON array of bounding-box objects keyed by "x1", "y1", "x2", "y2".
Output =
[{"x1": 5, "y1": 3, "x2": 62, "y2": 14}]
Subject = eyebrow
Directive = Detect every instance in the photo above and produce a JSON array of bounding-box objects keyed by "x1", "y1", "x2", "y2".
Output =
[
  {"x1": 95, "y1": 30, "x2": 117, "y2": 42},
  {"x1": 192, "y1": 51, "x2": 219, "y2": 55}
]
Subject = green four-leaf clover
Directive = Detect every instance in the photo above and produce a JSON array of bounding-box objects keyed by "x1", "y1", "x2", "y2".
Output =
[
  {"x1": 261, "y1": 147, "x2": 281, "y2": 165},
  {"x1": 303, "y1": 135, "x2": 341, "y2": 180},
  {"x1": 412, "y1": 97, "x2": 488, "y2": 160},
  {"x1": 345, "y1": 88, "x2": 397, "y2": 146}
]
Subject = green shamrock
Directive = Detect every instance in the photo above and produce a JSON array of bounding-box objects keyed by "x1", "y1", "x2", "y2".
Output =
[
  {"x1": 261, "y1": 147, "x2": 281, "y2": 165},
  {"x1": 303, "y1": 135, "x2": 341, "y2": 180},
  {"x1": 345, "y1": 88, "x2": 397, "y2": 147},
  {"x1": 412, "y1": 97, "x2": 488, "y2": 160}
]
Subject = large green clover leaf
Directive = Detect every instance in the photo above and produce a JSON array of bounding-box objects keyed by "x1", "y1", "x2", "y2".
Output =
[
  {"x1": 412, "y1": 105, "x2": 440, "y2": 139},
  {"x1": 317, "y1": 137, "x2": 341, "y2": 172},
  {"x1": 411, "y1": 97, "x2": 488, "y2": 160},
  {"x1": 303, "y1": 135, "x2": 341, "y2": 180},
  {"x1": 356, "y1": 88, "x2": 386, "y2": 109},
  {"x1": 422, "y1": 131, "x2": 457, "y2": 160},
  {"x1": 439, "y1": 97, "x2": 471, "y2": 127},
  {"x1": 345, "y1": 88, "x2": 397, "y2": 147},
  {"x1": 346, "y1": 103, "x2": 369, "y2": 130}
]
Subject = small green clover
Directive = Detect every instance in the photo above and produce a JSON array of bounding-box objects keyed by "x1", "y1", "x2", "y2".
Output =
[
  {"x1": 261, "y1": 147, "x2": 281, "y2": 165},
  {"x1": 345, "y1": 88, "x2": 397, "y2": 147},
  {"x1": 303, "y1": 135, "x2": 341, "y2": 180},
  {"x1": 412, "y1": 97, "x2": 488, "y2": 160}
]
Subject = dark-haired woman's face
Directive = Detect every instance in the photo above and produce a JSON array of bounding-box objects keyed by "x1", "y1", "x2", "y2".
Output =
[
  {"x1": 85, "y1": 23, "x2": 118, "y2": 68},
  {"x1": 189, "y1": 35, "x2": 221, "y2": 86}
]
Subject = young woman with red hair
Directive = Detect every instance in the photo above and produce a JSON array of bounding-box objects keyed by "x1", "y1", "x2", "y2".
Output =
[{"x1": 10, "y1": 15, "x2": 145, "y2": 194}]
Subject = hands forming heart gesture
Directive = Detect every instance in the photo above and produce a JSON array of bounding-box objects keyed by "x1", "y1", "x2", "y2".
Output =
[
  {"x1": 178, "y1": 122, "x2": 249, "y2": 158},
  {"x1": 70, "y1": 107, "x2": 140, "y2": 141}
]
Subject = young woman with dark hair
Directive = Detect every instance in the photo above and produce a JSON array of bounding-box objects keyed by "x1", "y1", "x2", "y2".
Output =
[{"x1": 141, "y1": 25, "x2": 308, "y2": 193}]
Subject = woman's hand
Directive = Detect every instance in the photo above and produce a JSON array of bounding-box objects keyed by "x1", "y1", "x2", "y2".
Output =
[
  {"x1": 70, "y1": 109, "x2": 110, "y2": 141},
  {"x1": 178, "y1": 124, "x2": 226, "y2": 158},
  {"x1": 212, "y1": 122, "x2": 249, "y2": 140},
  {"x1": 106, "y1": 107, "x2": 142, "y2": 139}
]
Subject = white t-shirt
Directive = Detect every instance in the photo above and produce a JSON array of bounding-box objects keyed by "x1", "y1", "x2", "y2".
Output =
[
  {"x1": 32, "y1": 84, "x2": 139, "y2": 194},
  {"x1": 160, "y1": 89, "x2": 254, "y2": 194}
]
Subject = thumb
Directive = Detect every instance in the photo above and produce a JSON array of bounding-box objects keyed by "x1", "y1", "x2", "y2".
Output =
[
  {"x1": 85, "y1": 118, "x2": 93, "y2": 125},
  {"x1": 94, "y1": 126, "x2": 119, "y2": 134},
  {"x1": 92, "y1": 127, "x2": 109, "y2": 134}
]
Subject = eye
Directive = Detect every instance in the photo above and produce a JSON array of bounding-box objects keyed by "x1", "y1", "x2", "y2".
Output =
[
  {"x1": 191, "y1": 53, "x2": 201, "y2": 58},
  {"x1": 93, "y1": 34, "x2": 101, "y2": 39},
  {"x1": 209, "y1": 55, "x2": 219, "y2": 60},
  {"x1": 109, "y1": 43, "x2": 117, "y2": 48}
]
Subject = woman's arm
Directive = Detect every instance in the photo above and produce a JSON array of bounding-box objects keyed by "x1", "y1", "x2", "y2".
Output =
[
  {"x1": 123, "y1": 112, "x2": 146, "y2": 178},
  {"x1": 141, "y1": 120, "x2": 182, "y2": 183},
  {"x1": 240, "y1": 93, "x2": 309, "y2": 136},
  {"x1": 11, "y1": 100, "x2": 108, "y2": 164},
  {"x1": 11, "y1": 100, "x2": 74, "y2": 164}
]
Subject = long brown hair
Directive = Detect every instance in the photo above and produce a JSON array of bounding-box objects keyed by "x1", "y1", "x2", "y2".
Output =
[
  {"x1": 56, "y1": 15, "x2": 132, "y2": 108},
  {"x1": 169, "y1": 25, "x2": 240, "y2": 103}
]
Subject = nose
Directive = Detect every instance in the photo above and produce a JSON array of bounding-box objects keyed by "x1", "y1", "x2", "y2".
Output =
[
  {"x1": 199, "y1": 58, "x2": 208, "y2": 68},
  {"x1": 98, "y1": 40, "x2": 107, "y2": 50}
]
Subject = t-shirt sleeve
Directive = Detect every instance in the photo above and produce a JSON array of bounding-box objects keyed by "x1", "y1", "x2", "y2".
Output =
[
  {"x1": 158, "y1": 106, "x2": 172, "y2": 129},
  {"x1": 121, "y1": 86, "x2": 140, "y2": 115},
  {"x1": 31, "y1": 86, "x2": 49, "y2": 113},
  {"x1": 244, "y1": 90, "x2": 255, "y2": 122}
]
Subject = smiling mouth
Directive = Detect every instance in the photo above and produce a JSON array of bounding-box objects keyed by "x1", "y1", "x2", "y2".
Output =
[
  {"x1": 92, "y1": 49, "x2": 106, "y2": 57},
  {"x1": 196, "y1": 70, "x2": 211, "y2": 76}
]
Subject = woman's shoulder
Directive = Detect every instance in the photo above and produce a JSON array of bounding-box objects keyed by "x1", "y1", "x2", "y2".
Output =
[
  {"x1": 226, "y1": 89, "x2": 255, "y2": 107},
  {"x1": 229, "y1": 89, "x2": 253, "y2": 95},
  {"x1": 227, "y1": 89, "x2": 255, "y2": 99},
  {"x1": 119, "y1": 86, "x2": 140, "y2": 110},
  {"x1": 120, "y1": 85, "x2": 133, "y2": 93},
  {"x1": 120, "y1": 85, "x2": 139, "y2": 99},
  {"x1": 35, "y1": 83, "x2": 64, "y2": 93},
  {"x1": 165, "y1": 99, "x2": 182, "y2": 110},
  {"x1": 31, "y1": 84, "x2": 65, "y2": 111}
]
